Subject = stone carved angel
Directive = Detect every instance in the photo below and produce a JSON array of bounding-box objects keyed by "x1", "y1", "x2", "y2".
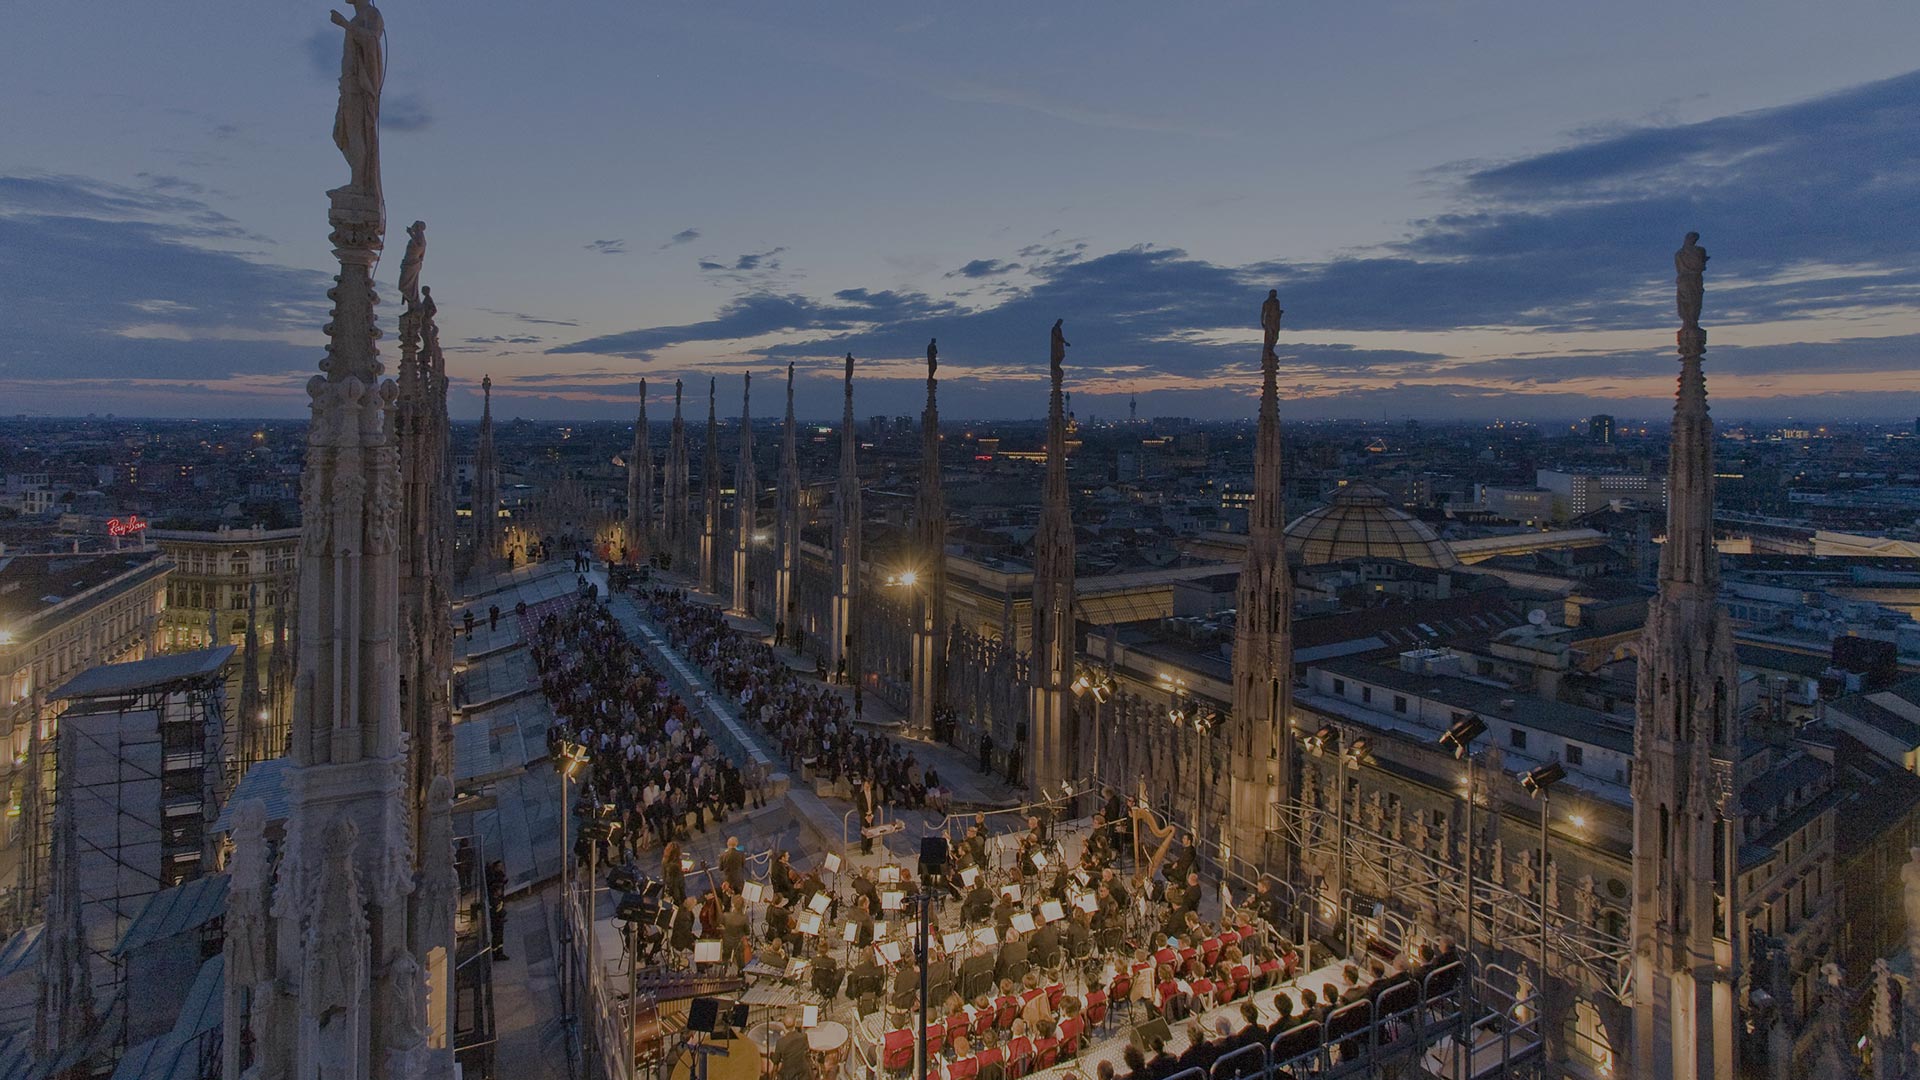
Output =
[
  {"x1": 225, "y1": 800, "x2": 271, "y2": 986},
  {"x1": 1260, "y1": 289, "x2": 1283, "y2": 356},
  {"x1": 1050, "y1": 320, "x2": 1069, "y2": 377}
]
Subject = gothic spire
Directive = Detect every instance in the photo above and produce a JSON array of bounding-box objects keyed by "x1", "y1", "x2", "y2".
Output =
[
  {"x1": 667, "y1": 379, "x2": 690, "y2": 572},
  {"x1": 1228, "y1": 289, "x2": 1293, "y2": 868},
  {"x1": 627, "y1": 379, "x2": 653, "y2": 564},
  {"x1": 775, "y1": 362, "x2": 800, "y2": 643},
  {"x1": 910, "y1": 338, "x2": 949, "y2": 736},
  {"x1": 472, "y1": 373, "x2": 499, "y2": 569},
  {"x1": 1630, "y1": 232, "x2": 1742, "y2": 1080},
  {"x1": 733, "y1": 373, "x2": 756, "y2": 615},
  {"x1": 831, "y1": 355, "x2": 862, "y2": 677},
  {"x1": 701, "y1": 377, "x2": 722, "y2": 593},
  {"x1": 1030, "y1": 320, "x2": 1077, "y2": 795}
]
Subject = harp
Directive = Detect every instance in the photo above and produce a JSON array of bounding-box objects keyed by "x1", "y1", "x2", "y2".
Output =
[{"x1": 1130, "y1": 780, "x2": 1178, "y2": 887}]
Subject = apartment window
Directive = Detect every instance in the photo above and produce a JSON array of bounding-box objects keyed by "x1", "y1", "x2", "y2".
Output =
[
  {"x1": 1332, "y1": 678, "x2": 1346, "y2": 696},
  {"x1": 1392, "y1": 695, "x2": 1407, "y2": 714},
  {"x1": 1361, "y1": 686, "x2": 1373, "y2": 704},
  {"x1": 1566, "y1": 744, "x2": 1584, "y2": 766},
  {"x1": 1509, "y1": 729, "x2": 1528, "y2": 749}
]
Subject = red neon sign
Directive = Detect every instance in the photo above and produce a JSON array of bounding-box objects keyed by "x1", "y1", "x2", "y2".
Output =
[{"x1": 107, "y1": 515, "x2": 148, "y2": 537}]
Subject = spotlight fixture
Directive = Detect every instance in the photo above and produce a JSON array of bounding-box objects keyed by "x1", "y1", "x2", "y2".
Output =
[
  {"x1": 1439, "y1": 716, "x2": 1488, "y2": 759},
  {"x1": 1521, "y1": 761, "x2": 1567, "y2": 797},
  {"x1": 558, "y1": 739, "x2": 590, "y2": 780},
  {"x1": 1306, "y1": 725, "x2": 1339, "y2": 753}
]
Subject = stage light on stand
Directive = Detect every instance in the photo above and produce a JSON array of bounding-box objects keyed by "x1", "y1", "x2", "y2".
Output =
[{"x1": 1521, "y1": 761, "x2": 1565, "y2": 994}]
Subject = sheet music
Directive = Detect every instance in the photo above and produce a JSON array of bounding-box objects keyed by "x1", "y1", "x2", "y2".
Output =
[
  {"x1": 824, "y1": 854, "x2": 842, "y2": 873},
  {"x1": 878, "y1": 941, "x2": 903, "y2": 964},
  {"x1": 843, "y1": 921, "x2": 859, "y2": 943},
  {"x1": 881, "y1": 891, "x2": 904, "y2": 912},
  {"x1": 809, "y1": 893, "x2": 831, "y2": 915},
  {"x1": 960, "y1": 867, "x2": 979, "y2": 887},
  {"x1": 743, "y1": 882, "x2": 764, "y2": 903},
  {"x1": 1001, "y1": 885, "x2": 1022, "y2": 903},
  {"x1": 974, "y1": 927, "x2": 998, "y2": 946},
  {"x1": 693, "y1": 940, "x2": 722, "y2": 963},
  {"x1": 943, "y1": 931, "x2": 968, "y2": 952},
  {"x1": 797, "y1": 912, "x2": 822, "y2": 936},
  {"x1": 1039, "y1": 901, "x2": 1064, "y2": 923},
  {"x1": 1010, "y1": 913, "x2": 1036, "y2": 934}
]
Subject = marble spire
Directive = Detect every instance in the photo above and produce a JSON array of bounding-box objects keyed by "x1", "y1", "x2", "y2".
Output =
[
  {"x1": 701, "y1": 378, "x2": 722, "y2": 594},
  {"x1": 626, "y1": 379, "x2": 653, "y2": 564},
  {"x1": 472, "y1": 374, "x2": 500, "y2": 569},
  {"x1": 775, "y1": 363, "x2": 800, "y2": 644},
  {"x1": 224, "y1": 6, "x2": 441, "y2": 1073},
  {"x1": 665, "y1": 380, "x2": 690, "y2": 572},
  {"x1": 733, "y1": 374, "x2": 756, "y2": 615},
  {"x1": 910, "y1": 338, "x2": 949, "y2": 737},
  {"x1": 1229, "y1": 290, "x2": 1293, "y2": 870},
  {"x1": 1631, "y1": 232, "x2": 1742, "y2": 1080},
  {"x1": 831, "y1": 355, "x2": 862, "y2": 679},
  {"x1": 1030, "y1": 321, "x2": 1077, "y2": 795}
]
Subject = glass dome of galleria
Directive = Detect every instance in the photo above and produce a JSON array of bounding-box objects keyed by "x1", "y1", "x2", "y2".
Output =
[{"x1": 1284, "y1": 483, "x2": 1459, "y2": 568}]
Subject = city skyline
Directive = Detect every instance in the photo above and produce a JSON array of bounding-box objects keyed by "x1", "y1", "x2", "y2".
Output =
[{"x1": 3, "y1": 2, "x2": 1918, "y2": 421}]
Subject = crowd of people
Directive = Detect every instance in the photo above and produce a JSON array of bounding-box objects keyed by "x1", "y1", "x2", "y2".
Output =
[
  {"x1": 531, "y1": 598, "x2": 763, "y2": 861},
  {"x1": 648, "y1": 588, "x2": 944, "y2": 812}
]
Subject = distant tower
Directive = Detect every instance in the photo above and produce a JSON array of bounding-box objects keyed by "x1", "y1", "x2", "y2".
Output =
[
  {"x1": 472, "y1": 375, "x2": 500, "y2": 567},
  {"x1": 775, "y1": 364, "x2": 800, "y2": 643},
  {"x1": 1030, "y1": 321, "x2": 1077, "y2": 795},
  {"x1": 831, "y1": 355, "x2": 862, "y2": 679},
  {"x1": 665, "y1": 381, "x2": 690, "y2": 571},
  {"x1": 732, "y1": 374, "x2": 755, "y2": 616},
  {"x1": 626, "y1": 380, "x2": 653, "y2": 564},
  {"x1": 1229, "y1": 290, "x2": 1293, "y2": 869},
  {"x1": 910, "y1": 340, "x2": 948, "y2": 737},
  {"x1": 701, "y1": 379, "x2": 722, "y2": 594},
  {"x1": 1129, "y1": 392, "x2": 1137, "y2": 425},
  {"x1": 1631, "y1": 233, "x2": 1741, "y2": 1080},
  {"x1": 1590, "y1": 413, "x2": 1616, "y2": 444}
]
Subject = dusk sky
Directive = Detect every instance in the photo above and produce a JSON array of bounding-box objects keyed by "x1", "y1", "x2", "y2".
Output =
[{"x1": 3, "y1": 2, "x2": 1918, "y2": 422}]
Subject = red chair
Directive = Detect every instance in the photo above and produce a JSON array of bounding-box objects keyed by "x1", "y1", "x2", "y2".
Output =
[
  {"x1": 924, "y1": 1022, "x2": 946, "y2": 1059},
  {"x1": 1083, "y1": 989, "x2": 1108, "y2": 1028},
  {"x1": 1257, "y1": 958, "x2": 1281, "y2": 988},
  {"x1": 1218, "y1": 929, "x2": 1240, "y2": 949},
  {"x1": 994, "y1": 996, "x2": 1019, "y2": 1030},
  {"x1": 1005, "y1": 1036, "x2": 1033, "y2": 1079},
  {"x1": 1191, "y1": 977, "x2": 1215, "y2": 1004},
  {"x1": 1045, "y1": 983, "x2": 1065, "y2": 1011},
  {"x1": 1034, "y1": 1036, "x2": 1060, "y2": 1070},
  {"x1": 977, "y1": 1047, "x2": 1003, "y2": 1079},
  {"x1": 1231, "y1": 964, "x2": 1252, "y2": 1000},
  {"x1": 1201, "y1": 937, "x2": 1222, "y2": 967},
  {"x1": 948, "y1": 1014, "x2": 972, "y2": 1043},
  {"x1": 1237, "y1": 922, "x2": 1255, "y2": 940},
  {"x1": 949, "y1": 1056, "x2": 980, "y2": 1080},
  {"x1": 1178, "y1": 947, "x2": 1198, "y2": 974},
  {"x1": 972, "y1": 1008, "x2": 995, "y2": 1040},
  {"x1": 1154, "y1": 946, "x2": 1177, "y2": 967},
  {"x1": 1057, "y1": 1016, "x2": 1084, "y2": 1055},
  {"x1": 883, "y1": 1029, "x2": 914, "y2": 1072}
]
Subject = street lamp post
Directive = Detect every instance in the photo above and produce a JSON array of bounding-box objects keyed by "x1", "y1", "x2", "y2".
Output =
[
  {"x1": 1522, "y1": 762, "x2": 1566, "y2": 1005},
  {"x1": 1439, "y1": 714, "x2": 1488, "y2": 1065}
]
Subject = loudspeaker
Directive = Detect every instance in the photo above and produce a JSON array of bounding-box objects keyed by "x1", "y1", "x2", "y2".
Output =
[
  {"x1": 688, "y1": 997, "x2": 720, "y2": 1034},
  {"x1": 1129, "y1": 1017, "x2": 1172, "y2": 1051}
]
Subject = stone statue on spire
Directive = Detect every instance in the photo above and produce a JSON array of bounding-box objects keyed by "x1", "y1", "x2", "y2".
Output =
[
  {"x1": 398, "y1": 220, "x2": 425, "y2": 310},
  {"x1": 1050, "y1": 319, "x2": 1069, "y2": 381},
  {"x1": 1676, "y1": 231, "x2": 1708, "y2": 330},
  {"x1": 329, "y1": 0, "x2": 386, "y2": 206},
  {"x1": 928, "y1": 337, "x2": 939, "y2": 376},
  {"x1": 1260, "y1": 289, "x2": 1283, "y2": 360}
]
